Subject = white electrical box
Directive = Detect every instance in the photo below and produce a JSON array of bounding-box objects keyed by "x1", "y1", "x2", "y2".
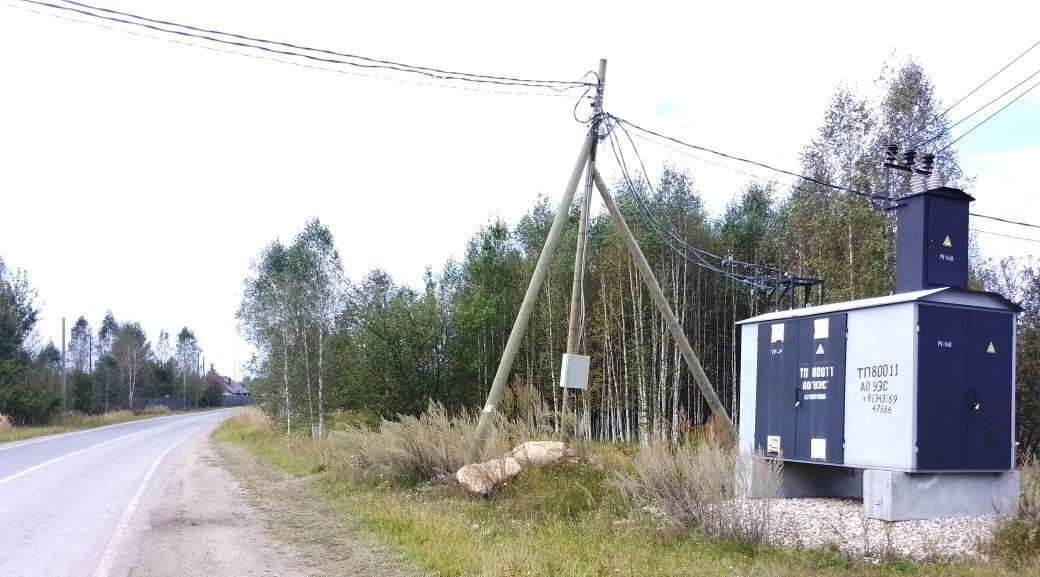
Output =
[{"x1": 559, "y1": 353, "x2": 591, "y2": 390}]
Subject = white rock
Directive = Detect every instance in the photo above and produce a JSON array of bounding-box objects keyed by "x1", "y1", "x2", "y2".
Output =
[
  {"x1": 508, "y1": 441, "x2": 570, "y2": 468},
  {"x1": 456, "y1": 457, "x2": 522, "y2": 495}
]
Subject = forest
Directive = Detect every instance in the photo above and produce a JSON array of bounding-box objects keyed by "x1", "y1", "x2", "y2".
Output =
[
  {"x1": 234, "y1": 59, "x2": 1040, "y2": 456},
  {"x1": 0, "y1": 266, "x2": 218, "y2": 425}
]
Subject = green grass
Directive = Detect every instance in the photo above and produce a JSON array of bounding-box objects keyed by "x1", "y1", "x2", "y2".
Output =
[
  {"x1": 216, "y1": 412, "x2": 1039, "y2": 577},
  {"x1": 0, "y1": 407, "x2": 196, "y2": 444}
]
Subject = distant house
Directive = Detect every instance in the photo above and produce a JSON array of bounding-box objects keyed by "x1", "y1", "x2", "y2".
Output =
[{"x1": 220, "y1": 376, "x2": 251, "y2": 398}]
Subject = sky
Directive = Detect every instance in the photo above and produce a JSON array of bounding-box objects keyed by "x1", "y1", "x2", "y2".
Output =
[{"x1": 0, "y1": 1, "x2": 1038, "y2": 378}]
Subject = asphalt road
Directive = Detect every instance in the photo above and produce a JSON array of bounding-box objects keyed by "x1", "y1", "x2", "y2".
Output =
[{"x1": 0, "y1": 410, "x2": 233, "y2": 577}]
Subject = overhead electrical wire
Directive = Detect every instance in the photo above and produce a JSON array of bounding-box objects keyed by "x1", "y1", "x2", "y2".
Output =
[
  {"x1": 11, "y1": 0, "x2": 594, "y2": 92},
  {"x1": 972, "y1": 228, "x2": 1040, "y2": 244},
  {"x1": 606, "y1": 113, "x2": 1040, "y2": 234},
  {"x1": 899, "y1": 37, "x2": 1040, "y2": 146},
  {"x1": 4, "y1": 2, "x2": 585, "y2": 98},
  {"x1": 610, "y1": 115, "x2": 891, "y2": 203},
  {"x1": 938, "y1": 76, "x2": 1040, "y2": 152},
  {"x1": 45, "y1": 0, "x2": 590, "y2": 89},
  {"x1": 918, "y1": 66, "x2": 1040, "y2": 148},
  {"x1": 618, "y1": 118, "x2": 873, "y2": 210},
  {"x1": 605, "y1": 125, "x2": 784, "y2": 290},
  {"x1": 970, "y1": 212, "x2": 1040, "y2": 231},
  {"x1": 611, "y1": 119, "x2": 790, "y2": 278}
]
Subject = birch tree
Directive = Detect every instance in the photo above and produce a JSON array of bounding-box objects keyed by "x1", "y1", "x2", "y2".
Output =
[{"x1": 111, "y1": 323, "x2": 150, "y2": 410}]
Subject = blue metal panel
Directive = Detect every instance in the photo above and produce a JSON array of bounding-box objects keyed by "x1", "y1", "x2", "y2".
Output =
[
  {"x1": 925, "y1": 197, "x2": 969, "y2": 288},
  {"x1": 965, "y1": 311, "x2": 1014, "y2": 470},
  {"x1": 916, "y1": 305, "x2": 969, "y2": 470},
  {"x1": 793, "y1": 314, "x2": 847, "y2": 463},
  {"x1": 755, "y1": 321, "x2": 797, "y2": 456}
]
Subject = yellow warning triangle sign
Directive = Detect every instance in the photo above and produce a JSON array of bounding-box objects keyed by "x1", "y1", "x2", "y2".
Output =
[
  {"x1": 943, "y1": 235, "x2": 953, "y2": 248},
  {"x1": 987, "y1": 342, "x2": 996, "y2": 354}
]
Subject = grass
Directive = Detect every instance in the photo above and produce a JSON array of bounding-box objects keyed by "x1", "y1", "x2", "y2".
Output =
[
  {"x1": 0, "y1": 405, "x2": 195, "y2": 444},
  {"x1": 215, "y1": 409, "x2": 1040, "y2": 577}
]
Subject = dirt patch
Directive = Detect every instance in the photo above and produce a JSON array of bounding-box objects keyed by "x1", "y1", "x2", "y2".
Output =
[
  {"x1": 129, "y1": 431, "x2": 424, "y2": 577},
  {"x1": 212, "y1": 440, "x2": 426, "y2": 577}
]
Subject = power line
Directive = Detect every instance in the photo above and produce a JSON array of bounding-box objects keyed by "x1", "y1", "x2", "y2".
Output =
[
  {"x1": 605, "y1": 129, "x2": 785, "y2": 290},
  {"x1": 3, "y1": 2, "x2": 580, "y2": 98},
  {"x1": 48, "y1": 0, "x2": 590, "y2": 89},
  {"x1": 973, "y1": 228, "x2": 1040, "y2": 244},
  {"x1": 971, "y1": 212, "x2": 1040, "y2": 231},
  {"x1": 619, "y1": 122, "x2": 874, "y2": 210},
  {"x1": 611, "y1": 122, "x2": 790, "y2": 277},
  {"x1": 613, "y1": 114, "x2": 1040, "y2": 235},
  {"x1": 611, "y1": 115, "x2": 891, "y2": 203},
  {"x1": 899, "y1": 37, "x2": 1040, "y2": 146},
  {"x1": 938, "y1": 76, "x2": 1040, "y2": 152},
  {"x1": 14, "y1": 0, "x2": 593, "y2": 91},
  {"x1": 919, "y1": 66, "x2": 1040, "y2": 148}
]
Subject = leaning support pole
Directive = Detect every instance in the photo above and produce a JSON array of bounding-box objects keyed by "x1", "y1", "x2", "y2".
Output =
[
  {"x1": 469, "y1": 134, "x2": 595, "y2": 461},
  {"x1": 562, "y1": 59, "x2": 607, "y2": 441},
  {"x1": 593, "y1": 170, "x2": 737, "y2": 441}
]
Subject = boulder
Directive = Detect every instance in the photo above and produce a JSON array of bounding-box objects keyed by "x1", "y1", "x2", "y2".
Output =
[
  {"x1": 456, "y1": 456, "x2": 522, "y2": 495},
  {"x1": 508, "y1": 441, "x2": 572, "y2": 468}
]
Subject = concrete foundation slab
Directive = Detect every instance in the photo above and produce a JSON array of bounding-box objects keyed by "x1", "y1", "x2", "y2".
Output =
[
  {"x1": 863, "y1": 469, "x2": 1019, "y2": 521},
  {"x1": 779, "y1": 461, "x2": 863, "y2": 499}
]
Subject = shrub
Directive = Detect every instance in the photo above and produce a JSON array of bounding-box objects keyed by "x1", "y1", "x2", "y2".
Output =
[
  {"x1": 994, "y1": 456, "x2": 1040, "y2": 565},
  {"x1": 613, "y1": 437, "x2": 782, "y2": 544},
  {"x1": 331, "y1": 402, "x2": 487, "y2": 485},
  {"x1": 322, "y1": 399, "x2": 564, "y2": 487},
  {"x1": 232, "y1": 406, "x2": 275, "y2": 429}
]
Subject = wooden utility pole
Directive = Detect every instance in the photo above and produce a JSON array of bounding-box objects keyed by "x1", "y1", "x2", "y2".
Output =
[
  {"x1": 61, "y1": 317, "x2": 67, "y2": 412},
  {"x1": 593, "y1": 170, "x2": 736, "y2": 441},
  {"x1": 468, "y1": 59, "x2": 737, "y2": 461},
  {"x1": 562, "y1": 59, "x2": 607, "y2": 441},
  {"x1": 469, "y1": 134, "x2": 595, "y2": 461}
]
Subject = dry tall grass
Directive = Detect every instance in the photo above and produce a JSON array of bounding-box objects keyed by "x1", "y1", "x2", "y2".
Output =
[
  {"x1": 994, "y1": 456, "x2": 1040, "y2": 565},
  {"x1": 614, "y1": 437, "x2": 782, "y2": 544},
  {"x1": 317, "y1": 398, "x2": 555, "y2": 486}
]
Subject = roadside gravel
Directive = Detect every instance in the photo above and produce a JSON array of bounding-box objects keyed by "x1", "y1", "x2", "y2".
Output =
[
  {"x1": 128, "y1": 430, "x2": 424, "y2": 577},
  {"x1": 767, "y1": 498, "x2": 998, "y2": 561}
]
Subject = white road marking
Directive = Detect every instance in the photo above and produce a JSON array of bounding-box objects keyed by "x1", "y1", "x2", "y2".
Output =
[
  {"x1": 0, "y1": 413, "x2": 212, "y2": 485},
  {"x1": 0, "y1": 410, "x2": 225, "y2": 453},
  {"x1": 91, "y1": 432, "x2": 195, "y2": 577}
]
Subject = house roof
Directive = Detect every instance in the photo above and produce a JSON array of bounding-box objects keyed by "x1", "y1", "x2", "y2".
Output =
[
  {"x1": 737, "y1": 287, "x2": 1020, "y2": 325},
  {"x1": 221, "y1": 379, "x2": 251, "y2": 395}
]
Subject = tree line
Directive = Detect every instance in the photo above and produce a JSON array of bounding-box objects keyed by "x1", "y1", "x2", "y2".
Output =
[
  {"x1": 239, "y1": 59, "x2": 1031, "y2": 454},
  {"x1": 0, "y1": 260, "x2": 219, "y2": 424}
]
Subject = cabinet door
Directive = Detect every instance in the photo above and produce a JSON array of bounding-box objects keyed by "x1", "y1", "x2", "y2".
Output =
[
  {"x1": 755, "y1": 320, "x2": 798, "y2": 458},
  {"x1": 916, "y1": 305, "x2": 969, "y2": 470},
  {"x1": 965, "y1": 311, "x2": 1014, "y2": 470},
  {"x1": 925, "y1": 197, "x2": 969, "y2": 288},
  {"x1": 793, "y1": 314, "x2": 846, "y2": 463}
]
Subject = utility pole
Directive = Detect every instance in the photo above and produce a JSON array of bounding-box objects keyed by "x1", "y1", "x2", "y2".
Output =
[
  {"x1": 562, "y1": 59, "x2": 607, "y2": 441},
  {"x1": 469, "y1": 135, "x2": 596, "y2": 462},
  {"x1": 61, "y1": 317, "x2": 67, "y2": 412},
  {"x1": 469, "y1": 59, "x2": 738, "y2": 460}
]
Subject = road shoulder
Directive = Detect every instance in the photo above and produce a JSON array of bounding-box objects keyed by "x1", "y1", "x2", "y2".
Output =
[{"x1": 129, "y1": 430, "x2": 423, "y2": 577}]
